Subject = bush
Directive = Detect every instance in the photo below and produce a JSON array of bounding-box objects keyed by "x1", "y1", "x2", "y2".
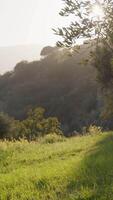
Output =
[
  {"x1": 40, "y1": 133, "x2": 66, "y2": 144},
  {"x1": 0, "y1": 108, "x2": 63, "y2": 140},
  {"x1": 88, "y1": 125, "x2": 102, "y2": 135},
  {"x1": 9, "y1": 107, "x2": 63, "y2": 140},
  {"x1": 21, "y1": 107, "x2": 63, "y2": 139}
]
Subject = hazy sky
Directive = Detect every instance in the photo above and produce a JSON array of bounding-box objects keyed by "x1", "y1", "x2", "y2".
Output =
[{"x1": 0, "y1": 0, "x2": 67, "y2": 47}]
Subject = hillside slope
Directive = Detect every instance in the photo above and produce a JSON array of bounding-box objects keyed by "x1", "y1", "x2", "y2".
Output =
[
  {"x1": 0, "y1": 44, "x2": 101, "y2": 132},
  {"x1": 0, "y1": 132, "x2": 113, "y2": 199}
]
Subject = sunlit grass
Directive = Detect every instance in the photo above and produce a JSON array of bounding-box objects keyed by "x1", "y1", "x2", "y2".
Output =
[{"x1": 0, "y1": 132, "x2": 113, "y2": 199}]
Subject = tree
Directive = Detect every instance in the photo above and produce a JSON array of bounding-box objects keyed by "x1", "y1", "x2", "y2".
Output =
[
  {"x1": 0, "y1": 112, "x2": 12, "y2": 139},
  {"x1": 27, "y1": 107, "x2": 45, "y2": 121},
  {"x1": 54, "y1": 0, "x2": 113, "y2": 121},
  {"x1": 40, "y1": 117, "x2": 62, "y2": 136},
  {"x1": 18, "y1": 107, "x2": 63, "y2": 140},
  {"x1": 54, "y1": 0, "x2": 113, "y2": 49}
]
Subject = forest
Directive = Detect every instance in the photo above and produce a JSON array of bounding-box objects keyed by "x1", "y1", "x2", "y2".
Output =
[{"x1": 0, "y1": 43, "x2": 108, "y2": 138}]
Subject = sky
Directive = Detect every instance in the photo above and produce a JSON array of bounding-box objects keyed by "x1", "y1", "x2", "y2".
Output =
[
  {"x1": 0, "y1": 0, "x2": 104, "y2": 47},
  {"x1": 0, "y1": 0, "x2": 68, "y2": 47},
  {"x1": 0, "y1": 0, "x2": 104, "y2": 73}
]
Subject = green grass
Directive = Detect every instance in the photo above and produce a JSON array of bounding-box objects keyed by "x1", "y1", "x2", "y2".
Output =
[{"x1": 0, "y1": 132, "x2": 113, "y2": 199}]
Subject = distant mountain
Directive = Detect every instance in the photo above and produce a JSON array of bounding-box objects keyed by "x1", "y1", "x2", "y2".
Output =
[{"x1": 0, "y1": 44, "x2": 43, "y2": 74}]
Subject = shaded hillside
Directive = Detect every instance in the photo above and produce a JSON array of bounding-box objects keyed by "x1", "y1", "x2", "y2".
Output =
[{"x1": 0, "y1": 44, "x2": 101, "y2": 132}]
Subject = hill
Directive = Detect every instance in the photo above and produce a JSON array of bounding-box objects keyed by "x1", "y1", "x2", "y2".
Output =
[
  {"x1": 0, "y1": 43, "x2": 102, "y2": 133},
  {"x1": 0, "y1": 132, "x2": 113, "y2": 199},
  {"x1": 0, "y1": 44, "x2": 42, "y2": 74}
]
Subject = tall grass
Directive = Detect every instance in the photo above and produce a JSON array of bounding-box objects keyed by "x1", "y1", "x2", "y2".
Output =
[{"x1": 0, "y1": 132, "x2": 112, "y2": 199}]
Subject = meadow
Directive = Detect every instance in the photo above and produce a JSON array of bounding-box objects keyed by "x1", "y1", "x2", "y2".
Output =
[{"x1": 0, "y1": 132, "x2": 113, "y2": 199}]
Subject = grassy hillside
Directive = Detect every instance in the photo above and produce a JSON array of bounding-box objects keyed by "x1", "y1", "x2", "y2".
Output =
[{"x1": 0, "y1": 132, "x2": 113, "y2": 199}]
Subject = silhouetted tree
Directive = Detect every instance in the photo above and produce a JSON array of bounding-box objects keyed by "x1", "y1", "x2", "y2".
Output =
[{"x1": 54, "y1": 0, "x2": 113, "y2": 49}]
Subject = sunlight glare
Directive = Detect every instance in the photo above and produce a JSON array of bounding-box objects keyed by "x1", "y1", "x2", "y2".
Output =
[{"x1": 92, "y1": 4, "x2": 104, "y2": 19}]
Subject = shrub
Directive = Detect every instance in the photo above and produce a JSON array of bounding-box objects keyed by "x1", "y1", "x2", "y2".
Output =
[
  {"x1": 88, "y1": 125, "x2": 102, "y2": 135},
  {"x1": 22, "y1": 107, "x2": 63, "y2": 139},
  {"x1": 40, "y1": 133, "x2": 66, "y2": 144},
  {"x1": 10, "y1": 107, "x2": 63, "y2": 140},
  {"x1": 0, "y1": 108, "x2": 63, "y2": 140}
]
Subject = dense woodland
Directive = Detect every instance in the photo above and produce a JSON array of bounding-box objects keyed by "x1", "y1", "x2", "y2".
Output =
[{"x1": 0, "y1": 43, "x2": 111, "y2": 136}]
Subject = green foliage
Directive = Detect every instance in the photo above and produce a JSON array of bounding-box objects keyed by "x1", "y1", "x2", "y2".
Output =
[
  {"x1": 39, "y1": 133, "x2": 66, "y2": 144},
  {"x1": 93, "y1": 45, "x2": 113, "y2": 120},
  {"x1": 0, "y1": 112, "x2": 13, "y2": 139},
  {"x1": 88, "y1": 125, "x2": 102, "y2": 135},
  {"x1": 54, "y1": 0, "x2": 113, "y2": 123},
  {"x1": 54, "y1": 0, "x2": 113, "y2": 48},
  {"x1": 12, "y1": 107, "x2": 63, "y2": 140},
  {"x1": 0, "y1": 132, "x2": 112, "y2": 199},
  {"x1": 27, "y1": 107, "x2": 45, "y2": 121},
  {"x1": 93, "y1": 46, "x2": 113, "y2": 88},
  {"x1": 0, "y1": 45, "x2": 100, "y2": 133}
]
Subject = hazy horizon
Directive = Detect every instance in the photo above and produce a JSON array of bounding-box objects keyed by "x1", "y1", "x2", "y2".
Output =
[
  {"x1": 0, "y1": 0, "x2": 69, "y2": 73},
  {"x1": 0, "y1": 44, "x2": 44, "y2": 74}
]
